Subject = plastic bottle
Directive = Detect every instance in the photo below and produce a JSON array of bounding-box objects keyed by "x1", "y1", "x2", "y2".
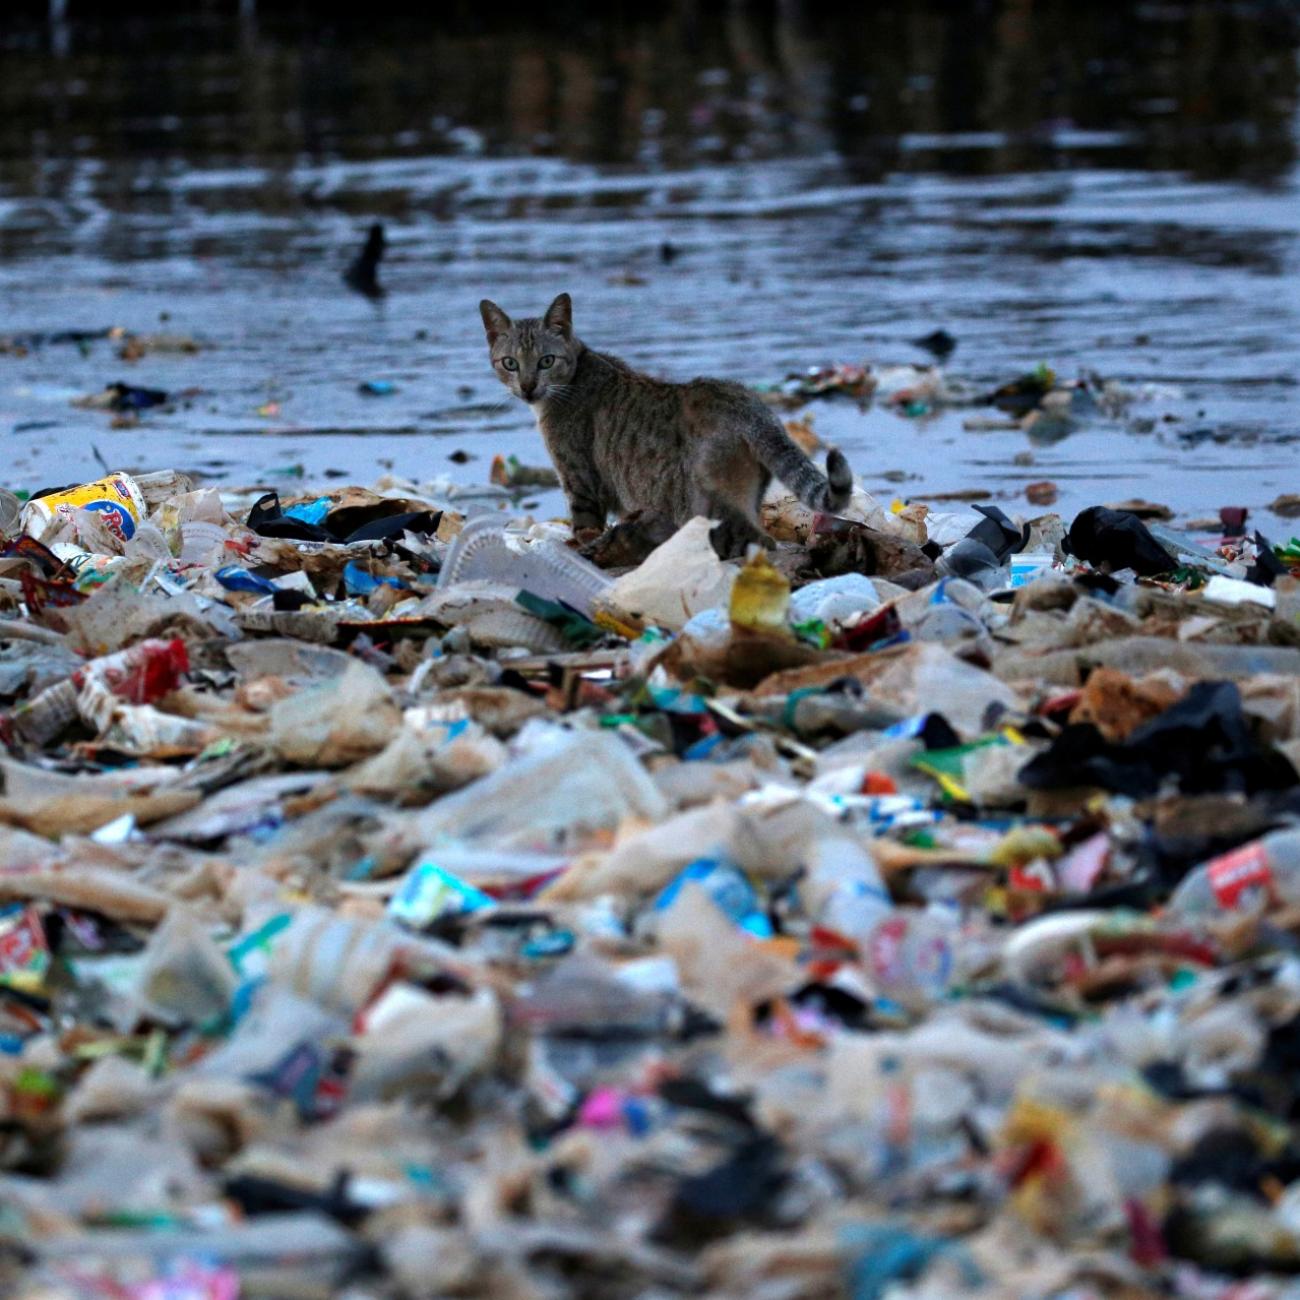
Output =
[
  {"x1": 0, "y1": 488, "x2": 19, "y2": 538},
  {"x1": 804, "y1": 836, "x2": 959, "y2": 1009},
  {"x1": 78, "y1": 637, "x2": 189, "y2": 705},
  {"x1": 267, "y1": 906, "x2": 414, "y2": 1016},
  {"x1": 781, "y1": 692, "x2": 908, "y2": 738},
  {"x1": 729, "y1": 547, "x2": 791, "y2": 636},
  {"x1": 10, "y1": 678, "x2": 79, "y2": 744},
  {"x1": 860, "y1": 910, "x2": 959, "y2": 1010},
  {"x1": 803, "y1": 835, "x2": 894, "y2": 937},
  {"x1": 1167, "y1": 828, "x2": 1300, "y2": 916},
  {"x1": 9, "y1": 638, "x2": 189, "y2": 745}
]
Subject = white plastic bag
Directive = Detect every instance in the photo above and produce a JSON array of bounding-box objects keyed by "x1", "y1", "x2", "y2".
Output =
[
  {"x1": 269, "y1": 659, "x2": 401, "y2": 767},
  {"x1": 602, "y1": 517, "x2": 738, "y2": 631}
]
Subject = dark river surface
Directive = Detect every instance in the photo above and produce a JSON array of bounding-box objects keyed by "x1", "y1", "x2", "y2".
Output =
[{"x1": 1, "y1": 2, "x2": 1298, "y2": 531}]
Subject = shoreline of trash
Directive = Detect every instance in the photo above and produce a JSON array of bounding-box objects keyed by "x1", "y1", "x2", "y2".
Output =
[
  {"x1": 9, "y1": 325, "x2": 1300, "y2": 534},
  {"x1": 0, "y1": 456, "x2": 1299, "y2": 1298}
]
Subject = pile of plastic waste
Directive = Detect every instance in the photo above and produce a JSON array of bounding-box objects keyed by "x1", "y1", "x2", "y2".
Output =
[
  {"x1": 760, "y1": 356, "x2": 1177, "y2": 439},
  {"x1": 0, "y1": 463, "x2": 1298, "y2": 1298}
]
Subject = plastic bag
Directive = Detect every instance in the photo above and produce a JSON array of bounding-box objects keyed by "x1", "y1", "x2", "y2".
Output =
[
  {"x1": 268, "y1": 658, "x2": 401, "y2": 767},
  {"x1": 404, "y1": 728, "x2": 667, "y2": 853},
  {"x1": 601, "y1": 517, "x2": 739, "y2": 630},
  {"x1": 136, "y1": 906, "x2": 239, "y2": 1027},
  {"x1": 788, "y1": 573, "x2": 880, "y2": 626}
]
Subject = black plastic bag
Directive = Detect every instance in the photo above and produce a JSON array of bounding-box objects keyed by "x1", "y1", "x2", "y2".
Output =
[
  {"x1": 1020, "y1": 681, "x2": 1298, "y2": 797},
  {"x1": 1063, "y1": 506, "x2": 1176, "y2": 576},
  {"x1": 246, "y1": 491, "x2": 333, "y2": 542}
]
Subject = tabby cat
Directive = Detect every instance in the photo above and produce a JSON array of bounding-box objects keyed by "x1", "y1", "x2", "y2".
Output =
[{"x1": 479, "y1": 292, "x2": 851, "y2": 556}]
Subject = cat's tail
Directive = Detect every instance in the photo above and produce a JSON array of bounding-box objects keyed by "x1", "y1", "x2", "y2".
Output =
[{"x1": 746, "y1": 418, "x2": 853, "y2": 514}]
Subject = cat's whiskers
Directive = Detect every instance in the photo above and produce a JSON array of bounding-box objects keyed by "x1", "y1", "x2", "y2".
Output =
[{"x1": 540, "y1": 384, "x2": 576, "y2": 410}]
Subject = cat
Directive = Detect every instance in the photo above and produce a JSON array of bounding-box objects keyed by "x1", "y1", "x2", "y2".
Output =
[{"x1": 478, "y1": 292, "x2": 852, "y2": 556}]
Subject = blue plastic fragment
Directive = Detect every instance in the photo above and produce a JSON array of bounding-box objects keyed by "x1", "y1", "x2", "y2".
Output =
[
  {"x1": 840, "y1": 1221, "x2": 981, "y2": 1300},
  {"x1": 654, "y1": 858, "x2": 773, "y2": 938},
  {"x1": 283, "y1": 497, "x2": 331, "y2": 525},
  {"x1": 682, "y1": 733, "x2": 725, "y2": 761},
  {"x1": 215, "y1": 565, "x2": 279, "y2": 594},
  {"x1": 343, "y1": 560, "x2": 407, "y2": 597}
]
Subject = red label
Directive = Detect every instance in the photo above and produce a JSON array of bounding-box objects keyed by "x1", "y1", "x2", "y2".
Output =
[
  {"x1": 866, "y1": 916, "x2": 952, "y2": 992},
  {"x1": 0, "y1": 907, "x2": 47, "y2": 974},
  {"x1": 1010, "y1": 863, "x2": 1054, "y2": 894},
  {"x1": 867, "y1": 916, "x2": 907, "y2": 981},
  {"x1": 1207, "y1": 843, "x2": 1273, "y2": 909}
]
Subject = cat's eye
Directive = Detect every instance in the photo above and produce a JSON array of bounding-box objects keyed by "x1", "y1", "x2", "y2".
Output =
[
  {"x1": 501, "y1": 357, "x2": 519, "y2": 371},
  {"x1": 538, "y1": 355, "x2": 555, "y2": 370}
]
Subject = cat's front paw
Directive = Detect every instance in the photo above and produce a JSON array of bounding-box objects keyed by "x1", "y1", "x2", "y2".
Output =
[{"x1": 568, "y1": 525, "x2": 602, "y2": 549}]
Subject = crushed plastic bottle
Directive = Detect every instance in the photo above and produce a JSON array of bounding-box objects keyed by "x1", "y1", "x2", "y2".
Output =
[
  {"x1": 802, "y1": 835, "x2": 958, "y2": 1010},
  {"x1": 8, "y1": 637, "x2": 190, "y2": 745},
  {"x1": 1167, "y1": 827, "x2": 1300, "y2": 915},
  {"x1": 803, "y1": 834, "x2": 894, "y2": 935}
]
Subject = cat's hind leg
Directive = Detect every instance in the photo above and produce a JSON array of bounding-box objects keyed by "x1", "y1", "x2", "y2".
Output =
[
  {"x1": 705, "y1": 497, "x2": 768, "y2": 559},
  {"x1": 693, "y1": 435, "x2": 770, "y2": 558}
]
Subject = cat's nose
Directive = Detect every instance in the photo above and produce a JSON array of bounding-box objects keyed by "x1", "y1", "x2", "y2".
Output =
[{"x1": 521, "y1": 379, "x2": 537, "y2": 400}]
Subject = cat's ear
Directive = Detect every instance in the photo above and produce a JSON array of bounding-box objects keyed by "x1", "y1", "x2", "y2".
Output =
[
  {"x1": 480, "y1": 299, "x2": 511, "y2": 345},
  {"x1": 543, "y1": 292, "x2": 572, "y2": 340}
]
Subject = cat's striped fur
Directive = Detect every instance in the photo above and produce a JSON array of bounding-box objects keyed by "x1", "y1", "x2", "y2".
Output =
[{"x1": 479, "y1": 293, "x2": 851, "y2": 556}]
